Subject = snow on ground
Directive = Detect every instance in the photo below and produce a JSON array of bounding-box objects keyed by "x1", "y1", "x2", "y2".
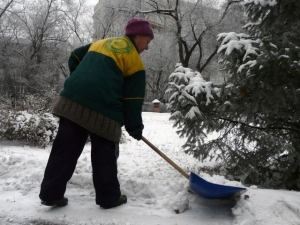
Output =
[{"x1": 0, "y1": 112, "x2": 300, "y2": 225}]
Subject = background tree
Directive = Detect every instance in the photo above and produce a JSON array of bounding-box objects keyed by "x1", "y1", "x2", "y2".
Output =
[
  {"x1": 92, "y1": 0, "x2": 139, "y2": 39},
  {"x1": 11, "y1": 0, "x2": 71, "y2": 93},
  {"x1": 0, "y1": 0, "x2": 14, "y2": 19},
  {"x1": 142, "y1": 33, "x2": 178, "y2": 102},
  {"x1": 138, "y1": 0, "x2": 243, "y2": 77},
  {"x1": 0, "y1": 0, "x2": 93, "y2": 97},
  {"x1": 63, "y1": 0, "x2": 93, "y2": 46},
  {"x1": 167, "y1": 0, "x2": 300, "y2": 190},
  {"x1": 0, "y1": 0, "x2": 24, "y2": 98},
  {"x1": 1, "y1": 0, "x2": 246, "y2": 104},
  {"x1": 114, "y1": 0, "x2": 244, "y2": 102}
]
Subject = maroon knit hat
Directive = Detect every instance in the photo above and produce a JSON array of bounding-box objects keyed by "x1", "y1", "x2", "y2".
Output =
[{"x1": 125, "y1": 17, "x2": 154, "y2": 39}]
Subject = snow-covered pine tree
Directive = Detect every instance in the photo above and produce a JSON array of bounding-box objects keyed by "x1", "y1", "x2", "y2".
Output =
[
  {"x1": 167, "y1": 0, "x2": 300, "y2": 190},
  {"x1": 216, "y1": 0, "x2": 300, "y2": 189},
  {"x1": 166, "y1": 63, "x2": 221, "y2": 160}
]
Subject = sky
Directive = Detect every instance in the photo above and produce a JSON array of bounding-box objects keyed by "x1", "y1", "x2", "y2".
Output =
[
  {"x1": 88, "y1": 0, "x2": 99, "y2": 7},
  {"x1": 1, "y1": 112, "x2": 300, "y2": 225}
]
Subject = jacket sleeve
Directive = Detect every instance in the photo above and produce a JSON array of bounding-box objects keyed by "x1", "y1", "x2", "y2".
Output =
[
  {"x1": 68, "y1": 44, "x2": 91, "y2": 74},
  {"x1": 123, "y1": 71, "x2": 145, "y2": 137}
]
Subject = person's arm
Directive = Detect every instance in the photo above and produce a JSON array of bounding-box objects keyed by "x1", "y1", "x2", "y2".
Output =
[
  {"x1": 68, "y1": 44, "x2": 91, "y2": 74},
  {"x1": 123, "y1": 71, "x2": 145, "y2": 140}
]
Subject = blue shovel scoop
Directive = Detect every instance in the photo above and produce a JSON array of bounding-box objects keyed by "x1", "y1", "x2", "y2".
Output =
[{"x1": 142, "y1": 136, "x2": 247, "y2": 199}]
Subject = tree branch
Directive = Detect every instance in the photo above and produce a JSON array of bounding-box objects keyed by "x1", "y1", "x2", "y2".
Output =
[
  {"x1": 0, "y1": 0, "x2": 14, "y2": 18},
  {"x1": 218, "y1": 116, "x2": 300, "y2": 133}
]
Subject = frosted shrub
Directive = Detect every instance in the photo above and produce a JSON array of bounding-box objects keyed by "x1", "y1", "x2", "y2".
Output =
[{"x1": 0, "y1": 110, "x2": 58, "y2": 147}]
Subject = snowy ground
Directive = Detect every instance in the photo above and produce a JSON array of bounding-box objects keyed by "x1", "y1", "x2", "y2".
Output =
[{"x1": 1, "y1": 112, "x2": 300, "y2": 225}]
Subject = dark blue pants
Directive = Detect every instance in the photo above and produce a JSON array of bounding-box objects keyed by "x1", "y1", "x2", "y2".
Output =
[{"x1": 39, "y1": 117, "x2": 121, "y2": 206}]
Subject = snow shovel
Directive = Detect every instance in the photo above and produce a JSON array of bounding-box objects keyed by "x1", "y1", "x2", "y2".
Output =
[{"x1": 142, "y1": 136, "x2": 247, "y2": 199}]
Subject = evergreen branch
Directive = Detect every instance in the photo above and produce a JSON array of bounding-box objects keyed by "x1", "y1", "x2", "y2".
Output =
[{"x1": 218, "y1": 116, "x2": 300, "y2": 133}]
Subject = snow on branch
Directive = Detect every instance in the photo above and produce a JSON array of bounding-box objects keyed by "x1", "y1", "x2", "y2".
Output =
[
  {"x1": 217, "y1": 32, "x2": 261, "y2": 62},
  {"x1": 244, "y1": 0, "x2": 277, "y2": 7},
  {"x1": 217, "y1": 32, "x2": 250, "y2": 46},
  {"x1": 167, "y1": 64, "x2": 219, "y2": 120},
  {"x1": 185, "y1": 106, "x2": 202, "y2": 120},
  {"x1": 169, "y1": 66, "x2": 195, "y2": 84},
  {"x1": 237, "y1": 60, "x2": 257, "y2": 74}
]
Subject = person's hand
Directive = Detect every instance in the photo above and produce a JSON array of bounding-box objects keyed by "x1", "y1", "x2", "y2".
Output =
[{"x1": 131, "y1": 133, "x2": 142, "y2": 141}]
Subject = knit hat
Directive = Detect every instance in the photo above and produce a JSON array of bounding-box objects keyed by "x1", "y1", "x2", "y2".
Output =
[{"x1": 125, "y1": 17, "x2": 154, "y2": 39}]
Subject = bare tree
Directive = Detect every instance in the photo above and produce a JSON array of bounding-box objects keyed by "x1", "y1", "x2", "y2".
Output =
[
  {"x1": 92, "y1": 0, "x2": 137, "y2": 39},
  {"x1": 0, "y1": 0, "x2": 97, "y2": 98},
  {"x1": 5, "y1": 0, "x2": 72, "y2": 93},
  {"x1": 138, "y1": 0, "x2": 242, "y2": 74},
  {"x1": 0, "y1": 0, "x2": 14, "y2": 19},
  {"x1": 92, "y1": 0, "x2": 117, "y2": 40},
  {"x1": 13, "y1": 0, "x2": 69, "y2": 64},
  {"x1": 62, "y1": 0, "x2": 93, "y2": 46},
  {"x1": 142, "y1": 34, "x2": 177, "y2": 102},
  {"x1": 0, "y1": 0, "x2": 23, "y2": 97}
]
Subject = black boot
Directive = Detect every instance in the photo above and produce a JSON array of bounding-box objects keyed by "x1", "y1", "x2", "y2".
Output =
[
  {"x1": 100, "y1": 195, "x2": 127, "y2": 209},
  {"x1": 41, "y1": 197, "x2": 68, "y2": 207}
]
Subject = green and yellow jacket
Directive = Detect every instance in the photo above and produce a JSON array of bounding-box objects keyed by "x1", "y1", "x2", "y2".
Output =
[{"x1": 60, "y1": 36, "x2": 145, "y2": 137}]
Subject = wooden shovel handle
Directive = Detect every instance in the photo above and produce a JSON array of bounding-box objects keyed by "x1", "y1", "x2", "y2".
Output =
[{"x1": 142, "y1": 136, "x2": 190, "y2": 180}]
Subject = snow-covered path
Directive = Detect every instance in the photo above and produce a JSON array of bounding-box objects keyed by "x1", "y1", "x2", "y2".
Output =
[{"x1": 1, "y1": 112, "x2": 300, "y2": 225}]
